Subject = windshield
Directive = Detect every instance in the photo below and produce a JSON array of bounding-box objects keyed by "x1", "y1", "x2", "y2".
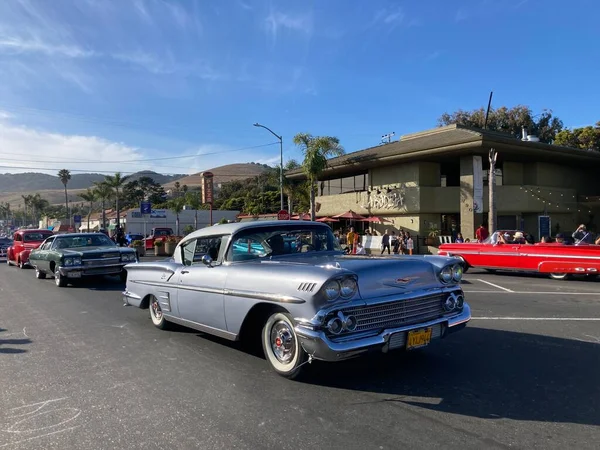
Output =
[
  {"x1": 23, "y1": 232, "x2": 53, "y2": 242},
  {"x1": 52, "y1": 234, "x2": 116, "y2": 249},
  {"x1": 228, "y1": 225, "x2": 341, "y2": 262},
  {"x1": 486, "y1": 230, "x2": 530, "y2": 245}
]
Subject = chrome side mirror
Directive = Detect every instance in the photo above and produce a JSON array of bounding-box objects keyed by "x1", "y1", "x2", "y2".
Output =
[{"x1": 201, "y1": 254, "x2": 213, "y2": 267}]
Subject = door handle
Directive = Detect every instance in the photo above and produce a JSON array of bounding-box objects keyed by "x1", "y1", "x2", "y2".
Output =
[{"x1": 181, "y1": 270, "x2": 189, "y2": 274}]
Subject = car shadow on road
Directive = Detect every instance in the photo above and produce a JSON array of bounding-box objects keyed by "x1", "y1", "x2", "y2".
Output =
[
  {"x1": 68, "y1": 276, "x2": 125, "y2": 292},
  {"x1": 300, "y1": 326, "x2": 600, "y2": 426}
]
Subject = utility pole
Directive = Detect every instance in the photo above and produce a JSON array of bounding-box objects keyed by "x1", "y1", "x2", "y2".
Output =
[
  {"x1": 253, "y1": 123, "x2": 284, "y2": 211},
  {"x1": 488, "y1": 148, "x2": 498, "y2": 233}
]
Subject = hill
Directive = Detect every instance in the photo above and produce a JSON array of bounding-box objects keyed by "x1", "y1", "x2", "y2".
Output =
[
  {"x1": 0, "y1": 170, "x2": 184, "y2": 193},
  {"x1": 164, "y1": 163, "x2": 270, "y2": 189}
]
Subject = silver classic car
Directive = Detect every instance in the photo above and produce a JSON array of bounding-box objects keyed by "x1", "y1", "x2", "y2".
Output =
[{"x1": 123, "y1": 221, "x2": 470, "y2": 379}]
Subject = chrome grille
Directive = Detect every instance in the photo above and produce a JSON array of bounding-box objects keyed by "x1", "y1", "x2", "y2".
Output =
[
  {"x1": 83, "y1": 267, "x2": 122, "y2": 275},
  {"x1": 339, "y1": 294, "x2": 445, "y2": 333},
  {"x1": 83, "y1": 257, "x2": 120, "y2": 267}
]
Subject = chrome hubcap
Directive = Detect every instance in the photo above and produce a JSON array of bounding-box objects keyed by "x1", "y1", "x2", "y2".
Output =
[
  {"x1": 151, "y1": 299, "x2": 162, "y2": 321},
  {"x1": 270, "y1": 320, "x2": 295, "y2": 364}
]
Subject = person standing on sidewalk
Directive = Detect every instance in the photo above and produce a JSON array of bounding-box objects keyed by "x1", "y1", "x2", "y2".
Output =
[
  {"x1": 381, "y1": 229, "x2": 391, "y2": 255},
  {"x1": 346, "y1": 227, "x2": 356, "y2": 254}
]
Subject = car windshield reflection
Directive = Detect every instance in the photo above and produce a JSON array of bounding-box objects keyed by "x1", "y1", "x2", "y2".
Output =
[{"x1": 53, "y1": 234, "x2": 116, "y2": 249}]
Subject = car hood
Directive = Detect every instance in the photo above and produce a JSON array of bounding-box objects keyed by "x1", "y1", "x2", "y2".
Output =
[
  {"x1": 57, "y1": 247, "x2": 134, "y2": 257},
  {"x1": 256, "y1": 253, "x2": 456, "y2": 299}
]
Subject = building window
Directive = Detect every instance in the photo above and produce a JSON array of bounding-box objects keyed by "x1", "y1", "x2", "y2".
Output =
[{"x1": 318, "y1": 173, "x2": 368, "y2": 196}]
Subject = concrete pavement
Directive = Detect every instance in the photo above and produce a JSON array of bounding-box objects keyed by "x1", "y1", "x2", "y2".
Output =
[{"x1": 0, "y1": 265, "x2": 599, "y2": 449}]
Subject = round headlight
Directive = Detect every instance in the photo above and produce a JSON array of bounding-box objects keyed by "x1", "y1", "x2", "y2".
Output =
[
  {"x1": 73, "y1": 257, "x2": 82, "y2": 265},
  {"x1": 440, "y1": 266, "x2": 452, "y2": 283},
  {"x1": 452, "y1": 264, "x2": 463, "y2": 282},
  {"x1": 327, "y1": 317, "x2": 343, "y2": 334},
  {"x1": 64, "y1": 258, "x2": 73, "y2": 266},
  {"x1": 339, "y1": 277, "x2": 357, "y2": 298},
  {"x1": 324, "y1": 280, "x2": 340, "y2": 300}
]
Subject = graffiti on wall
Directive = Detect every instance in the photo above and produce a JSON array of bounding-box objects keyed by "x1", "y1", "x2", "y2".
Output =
[{"x1": 366, "y1": 186, "x2": 406, "y2": 210}]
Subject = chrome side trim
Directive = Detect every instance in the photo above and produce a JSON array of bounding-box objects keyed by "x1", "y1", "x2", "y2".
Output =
[
  {"x1": 451, "y1": 250, "x2": 600, "y2": 260},
  {"x1": 224, "y1": 288, "x2": 306, "y2": 304},
  {"x1": 131, "y1": 280, "x2": 306, "y2": 304},
  {"x1": 163, "y1": 315, "x2": 238, "y2": 341}
]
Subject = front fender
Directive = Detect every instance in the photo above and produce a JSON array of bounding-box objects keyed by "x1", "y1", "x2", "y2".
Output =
[{"x1": 19, "y1": 249, "x2": 31, "y2": 262}]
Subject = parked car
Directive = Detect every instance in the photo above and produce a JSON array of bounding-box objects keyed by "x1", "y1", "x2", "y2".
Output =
[
  {"x1": 125, "y1": 233, "x2": 145, "y2": 246},
  {"x1": 29, "y1": 232, "x2": 138, "y2": 287},
  {"x1": 144, "y1": 227, "x2": 173, "y2": 250},
  {"x1": 438, "y1": 230, "x2": 600, "y2": 280},
  {"x1": 0, "y1": 237, "x2": 13, "y2": 259},
  {"x1": 123, "y1": 220, "x2": 470, "y2": 379},
  {"x1": 6, "y1": 229, "x2": 54, "y2": 268}
]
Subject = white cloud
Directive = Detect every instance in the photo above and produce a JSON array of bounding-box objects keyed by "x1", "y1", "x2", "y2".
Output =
[
  {"x1": 0, "y1": 110, "x2": 12, "y2": 120},
  {"x1": 0, "y1": 35, "x2": 94, "y2": 58},
  {"x1": 0, "y1": 122, "x2": 147, "y2": 175},
  {"x1": 371, "y1": 7, "x2": 405, "y2": 29},
  {"x1": 264, "y1": 11, "x2": 313, "y2": 40}
]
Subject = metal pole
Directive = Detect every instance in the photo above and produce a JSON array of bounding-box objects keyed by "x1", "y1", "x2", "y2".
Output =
[
  {"x1": 279, "y1": 136, "x2": 284, "y2": 211},
  {"x1": 488, "y1": 148, "x2": 498, "y2": 233},
  {"x1": 484, "y1": 91, "x2": 494, "y2": 130}
]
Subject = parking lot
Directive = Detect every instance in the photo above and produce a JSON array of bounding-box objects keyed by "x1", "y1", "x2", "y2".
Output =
[{"x1": 0, "y1": 265, "x2": 598, "y2": 449}]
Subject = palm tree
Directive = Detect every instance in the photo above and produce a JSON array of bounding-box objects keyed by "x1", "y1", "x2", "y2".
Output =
[
  {"x1": 29, "y1": 193, "x2": 48, "y2": 227},
  {"x1": 167, "y1": 197, "x2": 186, "y2": 235},
  {"x1": 78, "y1": 188, "x2": 97, "y2": 232},
  {"x1": 283, "y1": 159, "x2": 302, "y2": 214},
  {"x1": 57, "y1": 169, "x2": 71, "y2": 225},
  {"x1": 185, "y1": 191, "x2": 202, "y2": 230},
  {"x1": 93, "y1": 182, "x2": 113, "y2": 230},
  {"x1": 21, "y1": 194, "x2": 32, "y2": 226},
  {"x1": 103, "y1": 172, "x2": 130, "y2": 228},
  {"x1": 293, "y1": 133, "x2": 344, "y2": 220}
]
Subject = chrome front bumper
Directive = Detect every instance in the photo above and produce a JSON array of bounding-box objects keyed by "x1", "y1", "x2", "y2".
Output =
[
  {"x1": 58, "y1": 263, "x2": 127, "y2": 276},
  {"x1": 295, "y1": 303, "x2": 471, "y2": 362}
]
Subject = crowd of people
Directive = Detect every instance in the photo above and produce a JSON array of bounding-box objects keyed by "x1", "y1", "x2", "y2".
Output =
[
  {"x1": 333, "y1": 226, "x2": 414, "y2": 255},
  {"x1": 474, "y1": 223, "x2": 600, "y2": 246}
]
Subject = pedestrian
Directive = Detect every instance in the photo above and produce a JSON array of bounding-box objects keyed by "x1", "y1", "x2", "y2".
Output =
[
  {"x1": 475, "y1": 224, "x2": 489, "y2": 242},
  {"x1": 391, "y1": 231, "x2": 399, "y2": 254},
  {"x1": 406, "y1": 232, "x2": 414, "y2": 255},
  {"x1": 346, "y1": 227, "x2": 356, "y2": 254},
  {"x1": 381, "y1": 229, "x2": 391, "y2": 255}
]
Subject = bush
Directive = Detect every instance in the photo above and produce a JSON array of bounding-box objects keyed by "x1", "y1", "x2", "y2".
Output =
[
  {"x1": 154, "y1": 240, "x2": 164, "y2": 247},
  {"x1": 183, "y1": 225, "x2": 194, "y2": 235},
  {"x1": 132, "y1": 240, "x2": 143, "y2": 247}
]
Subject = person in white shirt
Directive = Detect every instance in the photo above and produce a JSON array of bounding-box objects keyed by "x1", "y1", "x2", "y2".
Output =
[{"x1": 355, "y1": 242, "x2": 366, "y2": 255}]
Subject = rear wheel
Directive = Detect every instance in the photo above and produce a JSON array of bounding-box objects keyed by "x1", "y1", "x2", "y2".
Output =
[
  {"x1": 261, "y1": 312, "x2": 307, "y2": 379},
  {"x1": 549, "y1": 273, "x2": 570, "y2": 280},
  {"x1": 149, "y1": 295, "x2": 170, "y2": 330}
]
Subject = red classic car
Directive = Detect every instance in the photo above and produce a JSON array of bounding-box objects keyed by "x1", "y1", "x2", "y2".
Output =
[
  {"x1": 438, "y1": 230, "x2": 600, "y2": 280},
  {"x1": 143, "y1": 227, "x2": 173, "y2": 250},
  {"x1": 6, "y1": 229, "x2": 54, "y2": 269}
]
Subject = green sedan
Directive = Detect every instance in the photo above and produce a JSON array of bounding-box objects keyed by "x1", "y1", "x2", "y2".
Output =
[{"x1": 29, "y1": 233, "x2": 138, "y2": 287}]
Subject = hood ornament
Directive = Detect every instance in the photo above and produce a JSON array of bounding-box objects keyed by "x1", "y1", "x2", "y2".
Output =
[{"x1": 384, "y1": 276, "x2": 419, "y2": 288}]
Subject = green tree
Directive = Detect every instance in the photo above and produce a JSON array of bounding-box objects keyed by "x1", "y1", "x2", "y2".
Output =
[
  {"x1": 57, "y1": 169, "x2": 71, "y2": 225},
  {"x1": 29, "y1": 193, "x2": 49, "y2": 226},
  {"x1": 554, "y1": 121, "x2": 600, "y2": 151},
  {"x1": 294, "y1": 133, "x2": 344, "y2": 220},
  {"x1": 123, "y1": 176, "x2": 166, "y2": 207},
  {"x1": 93, "y1": 182, "x2": 113, "y2": 230},
  {"x1": 167, "y1": 197, "x2": 186, "y2": 235},
  {"x1": 103, "y1": 172, "x2": 130, "y2": 227},
  {"x1": 437, "y1": 105, "x2": 564, "y2": 144},
  {"x1": 185, "y1": 190, "x2": 203, "y2": 230},
  {"x1": 283, "y1": 159, "x2": 305, "y2": 214},
  {"x1": 78, "y1": 188, "x2": 97, "y2": 232}
]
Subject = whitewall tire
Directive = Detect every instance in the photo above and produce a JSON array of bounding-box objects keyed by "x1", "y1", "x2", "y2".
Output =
[
  {"x1": 549, "y1": 273, "x2": 569, "y2": 280},
  {"x1": 149, "y1": 295, "x2": 169, "y2": 330},
  {"x1": 261, "y1": 312, "x2": 307, "y2": 379}
]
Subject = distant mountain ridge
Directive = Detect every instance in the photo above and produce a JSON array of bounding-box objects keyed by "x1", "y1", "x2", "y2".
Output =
[{"x1": 0, "y1": 170, "x2": 185, "y2": 193}]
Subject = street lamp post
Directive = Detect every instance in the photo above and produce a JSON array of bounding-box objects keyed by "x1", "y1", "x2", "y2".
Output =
[{"x1": 253, "y1": 123, "x2": 284, "y2": 211}]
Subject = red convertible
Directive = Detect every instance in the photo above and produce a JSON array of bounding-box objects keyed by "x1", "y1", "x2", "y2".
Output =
[
  {"x1": 6, "y1": 229, "x2": 54, "y2": 269},
  {"x1": 438, "y1": 230, "x2": 600, "y2": 280}
]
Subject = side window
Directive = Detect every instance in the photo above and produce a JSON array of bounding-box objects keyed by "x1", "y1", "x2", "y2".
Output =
[
  {"x1": 181, "y1": 236, "x2": 224, "y2": 266},
  {"x1": 41, "y1": 238, "x2": 54, "y2": 250},
  {"x1": 230, "y1": 237, "x2": 267, "y2": 261},
  {"x1": 14, "y1": 234, "x2": 22, "y2": 242}
]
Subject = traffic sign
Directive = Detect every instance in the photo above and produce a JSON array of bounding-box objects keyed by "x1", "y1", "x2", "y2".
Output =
[
  {"x1": 141, "y1": 201, "x2": 152, "y2": 215},
  {"x1": 277, "y1": 210, "x2": 290, "y2": 220}
]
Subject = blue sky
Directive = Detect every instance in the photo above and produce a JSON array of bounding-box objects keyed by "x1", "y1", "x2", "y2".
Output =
[{"x1": 0, "y1": 0, "x2": 598, "y2": 175}]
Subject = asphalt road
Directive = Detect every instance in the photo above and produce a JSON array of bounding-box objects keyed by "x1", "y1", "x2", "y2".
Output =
[{"x1": 1, "y1": 264, "x2": 599, "y2": 449}]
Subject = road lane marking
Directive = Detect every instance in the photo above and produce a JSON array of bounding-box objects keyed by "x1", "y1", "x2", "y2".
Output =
[
  {"x1": 475, "y1": 279, "x2": 514, "y2": 292},
  {"x1": 464, "y1": 290, "x2": 600, "y2": 295},
  {"x1": 472, "y1": 317, "x2": 600, "y2": 321}
]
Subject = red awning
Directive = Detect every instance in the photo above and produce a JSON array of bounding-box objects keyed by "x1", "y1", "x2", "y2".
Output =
[
  {"x1": 291, "y1": 213, "x2": 312, "y2": 220},
  {"x1": 316, "y1": 217, "x2": 340, "y2": 222},
  {"x1": 361, "y1": 216, "x2": 392, "y2": 223}
]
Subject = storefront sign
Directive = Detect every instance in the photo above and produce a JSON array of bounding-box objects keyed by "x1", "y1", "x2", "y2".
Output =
[
  {"x1": 473, "y1": 156, "x2": 483, "y2": 213},
  {"x1": 366, "y1": 186, "x2": 406, "y2": 210},
  {"x1": 131, "y1": 209, "x2": 167, "y2": 219},
  {"x1": 538, "y1": 215, "x2": 551, "y2": 238},
  {"x1": 202, "y1": 172, "x2": 214, "y2": 204}
]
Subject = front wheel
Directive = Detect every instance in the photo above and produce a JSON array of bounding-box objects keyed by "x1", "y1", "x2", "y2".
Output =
[
  {"x1": 54, "y1": 268, "x2": 67, "y2": 287},
  {"x1": 18, "y1": 259, "x2": 26, "y2": 269},
  {"x1": 549, "y1": 273, "x2": 570, "y2": 280},
  {"x1": 149, "y1": 295, "x2": 170, "y2": 330},
  {"x1": 261, "y1": 312, "x2": 308, "y2": 379}
]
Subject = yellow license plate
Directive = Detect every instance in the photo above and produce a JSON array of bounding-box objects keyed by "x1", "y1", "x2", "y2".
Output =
[{"x1": 406, "y1": 328, "x2": 432, "y2": 350}]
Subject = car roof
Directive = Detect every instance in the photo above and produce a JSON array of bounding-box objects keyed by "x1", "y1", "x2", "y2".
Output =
[
  {"x1": 54, "y1": 233, "x2": 110, "y2": 238},
  {"x1": 15, "y1": 229, "x2": 53, "y2": 235},
  {"x1": 184, "y1": 220, "x2": 329, "y2": 240}
]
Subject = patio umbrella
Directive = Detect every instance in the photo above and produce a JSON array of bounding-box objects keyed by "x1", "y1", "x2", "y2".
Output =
[
  {"x1": 361, "y1": 216, "x2": 392, "y2": 223},
  {"x1": 291, "y1": 213, "x2": 312, "y2": 220},
  {"x1": 316, "y1": 217, "x2": 340, "y2": 222},
  {"x1": 332, "y1": 210, "x2": 367, "y2": 220}
]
